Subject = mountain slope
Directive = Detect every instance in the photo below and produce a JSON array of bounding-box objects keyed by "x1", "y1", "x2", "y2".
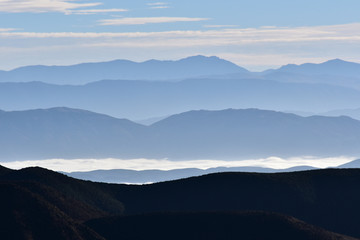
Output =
[{"x1": 0, "y1": 56, "x2": 248, "y2": 84}]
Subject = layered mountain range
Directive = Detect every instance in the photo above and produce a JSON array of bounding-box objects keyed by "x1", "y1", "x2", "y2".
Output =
[{"x1": 0, "y1": 56, "x2": 360, "y2": 120}]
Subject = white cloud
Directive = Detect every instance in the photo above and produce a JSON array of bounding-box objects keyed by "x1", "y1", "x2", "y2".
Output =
[
  {"x1": 0, "y1": 0, "x2": 101, "y2": 13},
  {"x1": 98, "y1": 17, "x2": 209, "y2": 25},
  {"x1": 1, "y1": 156, "x2": 355, "y2": 172}
]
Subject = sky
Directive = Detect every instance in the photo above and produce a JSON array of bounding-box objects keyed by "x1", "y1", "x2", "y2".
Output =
[{"x1": 0, "y1": 0, "x2": 360, "y2": 71}]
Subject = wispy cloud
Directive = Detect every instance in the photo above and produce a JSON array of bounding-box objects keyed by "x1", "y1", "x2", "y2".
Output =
[
  {"x1": 98, "y1": 17, "x2": 209, "y2": 26},
  {"x1": 150, "y1": 6, "x2": 170, "y2": 9},
  {"x1": 204, "y1": 25, "x2": 238, "y2": 28},
  {"x1": 1, "y1": 156, "x2": 355, "y2": 172},
  {"x1": 0, "y1": 0, "x2": 101, "y2": 13},
  {"x1": 0, "y1": 23, "x2": 359, "y2": 70},
  {"x1": 68, "y1": 8, "x2": 128, "y2": 15},
  {"x1": 147, "y1": 2, "x2": 168, "y2": 6},
  {"x1": 0, "y1": 28, "x2": 18, "y2": 32},
  {"x1": 147, "y1": 2, "x2": 170, "y2": 9},
  {"x1": 1, "y1": 23, "x2": 359, "y2": 43}
]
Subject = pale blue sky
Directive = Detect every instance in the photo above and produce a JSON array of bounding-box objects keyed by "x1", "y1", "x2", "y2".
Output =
[{"x1": 0, "y1": 0, "x2": 360, "y2": 70}]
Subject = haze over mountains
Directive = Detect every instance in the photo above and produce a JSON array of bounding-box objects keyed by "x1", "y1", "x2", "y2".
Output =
[
  {"x1": 2, "y1": 55, "x2": 360, "y2": 240},
  {"x1": 1, "y1": 107, "x2": 360, "y2": 161},
  {"x1": 1, "y1": 76, "x2": 360, "y2": 120},
  {"x1": 0, "y1": 56, "x2": 360, "y2": 120}
]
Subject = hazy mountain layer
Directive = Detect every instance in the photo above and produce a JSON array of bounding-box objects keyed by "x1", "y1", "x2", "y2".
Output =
[
  {"x1": 0, "y1": 56, "x2": 248, "y2": 84},
  {"x1": 1, "y1": 107, "x2": 360, "y2": 160},
  {"x1": 1, "y1": 78, "x2": 360, "y2": 120},
  {"x1": 1, "y1": 57, "x2": 360, "y2": 120}
]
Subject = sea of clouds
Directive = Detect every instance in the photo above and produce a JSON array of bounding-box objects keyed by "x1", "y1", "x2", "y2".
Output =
[{"x1": 1, "y1": 156, "x2": 356, "y2": 173}]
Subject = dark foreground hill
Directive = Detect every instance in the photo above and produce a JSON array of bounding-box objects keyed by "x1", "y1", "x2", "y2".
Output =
[
  {"x1": 0, "y1": 166, "x2": 123, "y2": 239},
  {"x1": 2, "y1": 166, "x2": 360, "y2": 239},
  {"x1": 1, "y1": 107, "x2": 360, "y2": 160},
  {"x1": 86, "y1": 211, "x2": 355, "y2": 240}
]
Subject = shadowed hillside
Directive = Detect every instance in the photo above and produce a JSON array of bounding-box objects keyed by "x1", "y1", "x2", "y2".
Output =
[
  {"x1": 0, "y1": 183, "x2": 105, "y2": 240},
  {"x1": 107, "y1": 169, "x2": 360, "y2": 238},
  {"x1": 86, "y1": 212, "x2": 356, "y2": 240},
  {"x1": 2, "y1": 166, "x2": 360, "y2": 239}
]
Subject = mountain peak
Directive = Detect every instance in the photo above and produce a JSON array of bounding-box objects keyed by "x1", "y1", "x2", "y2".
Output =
[{"x1": 275, "y1": 58, "x2": 360, "y2": 77}]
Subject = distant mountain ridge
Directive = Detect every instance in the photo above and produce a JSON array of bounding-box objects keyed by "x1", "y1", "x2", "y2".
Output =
[
  {"x1": 0, "y1": 55, "x2": 248, "y2": 84},
  {"x1": 1, "y1": 56, "x2": 360, "y2": 89},
  {"x1": 272, "y1": 59, "x2": 360, "y2": 77},
  {"x1": 1, "y1": 107, "x2": 360, "y2": 160},
  {"x1": 262, "y1": 59, "x2": 360, "y2": 90},
  {"x1": 1, "y1": 77, "x2": 360, "y2": 120}
]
